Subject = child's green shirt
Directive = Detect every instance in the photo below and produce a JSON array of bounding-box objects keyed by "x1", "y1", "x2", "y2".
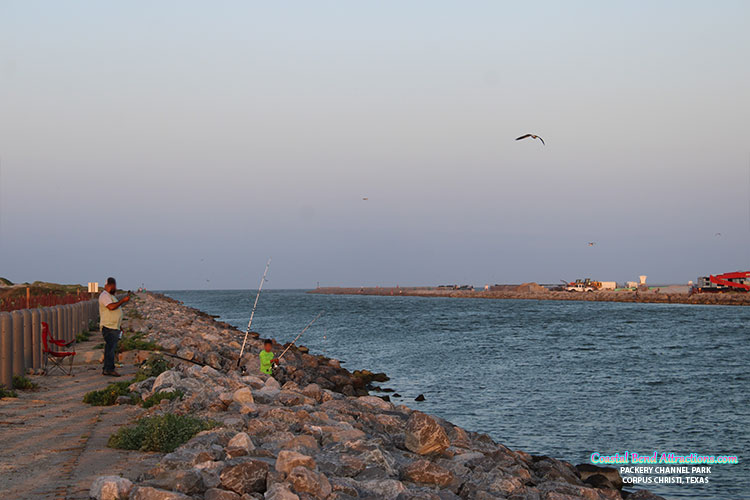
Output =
[{"x1": 259, "y1": 350, "x2": 274, "y2": 374}]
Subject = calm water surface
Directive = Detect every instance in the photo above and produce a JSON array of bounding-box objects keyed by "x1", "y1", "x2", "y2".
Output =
[{"x1": 162, "y1": 289, "x2": 749, "y2": 500}]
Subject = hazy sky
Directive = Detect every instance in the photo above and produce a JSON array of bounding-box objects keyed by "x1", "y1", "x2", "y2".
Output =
[{"x1": 1, "y1": 1, "x2": 749, "y2": 289}]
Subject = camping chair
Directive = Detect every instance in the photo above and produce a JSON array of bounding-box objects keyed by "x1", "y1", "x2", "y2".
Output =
[{"x1": 42, "y1": 321, "x2": 76, "y2": 376}]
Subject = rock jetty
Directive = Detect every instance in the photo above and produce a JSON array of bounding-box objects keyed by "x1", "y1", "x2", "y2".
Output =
[{"x1": 91, "y1": 292, "x2": 664, "y2": 500}]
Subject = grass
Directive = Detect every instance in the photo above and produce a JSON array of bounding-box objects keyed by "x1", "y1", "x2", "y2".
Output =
[
  {"x1": 12, "y1": 375, "x2": 38, "y2": 391},
  {"x1": 107, "y1": 414, "x2": 216, "y2": 453},
  {"x1": 142, "y1": 390, "x2": 183, "y2": 408},
  {"x1": 0, "y1": 386, "x2": 18, "y2": 398}
]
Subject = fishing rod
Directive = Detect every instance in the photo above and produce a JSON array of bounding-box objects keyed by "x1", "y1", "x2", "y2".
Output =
[
  {"x1": 276, "y1": 311, "x2": 324, "y2": 361},
  {"x1": 237, "y1": 258, "x2": 271, "y2": 370}
]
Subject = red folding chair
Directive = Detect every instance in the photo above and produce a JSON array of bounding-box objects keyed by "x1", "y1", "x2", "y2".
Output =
[{"x1": 42, "y1": 321, "x2": 76, "y2": 376}]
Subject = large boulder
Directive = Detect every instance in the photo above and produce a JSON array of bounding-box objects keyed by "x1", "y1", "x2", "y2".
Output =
[
  {"x1": 226, "y1": 432, "x2": 255, "y2": 458},
  {"x1": 404, "y1": 412, "x2": 450, "y2": 455},
  {"x1": 89, "y1": 475, "x2": 133, "y2": 500},
  {"x1": 265, "y1": 482, "x2": 301, "y2": 500},
  {"x1": 152, "y1": 370, "x2": 182, "y2": 393},
  {"x1": 219, "y1": 459, "x2": 269, "y2": 494},
  {"x1": 576, "y1": 464, "x2": 623, "y2": 490},
  {"x1": 232, "y1": 387, "x2": 254, "y2": 405}
]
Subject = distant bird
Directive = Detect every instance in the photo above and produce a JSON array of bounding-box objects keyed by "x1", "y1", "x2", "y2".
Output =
[
  {"x1": 516, "y1": 134, "x2": 545, "y2": 145},
  {"x1": 715, "y1": 232, "x2": 722, "y2": 237},
  {"x1": 588, "y1": 242, "x2": 596, "y2": 246},
  {"x1": 362, "y1": 197, "x2": 369, "y2": 201}
]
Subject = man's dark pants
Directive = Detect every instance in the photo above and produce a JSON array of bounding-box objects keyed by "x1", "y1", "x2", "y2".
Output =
[{"x1": 102, "y1": 327, "x2": 120, "y2": 372}]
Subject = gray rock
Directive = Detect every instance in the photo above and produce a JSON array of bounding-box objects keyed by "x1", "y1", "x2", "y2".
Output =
[
  {"x1": 129, "y1": 486, "x2": 191, "y2": 500},
  {"x1": 204, "y1": 487, "x2": 242, "y2": 500}
]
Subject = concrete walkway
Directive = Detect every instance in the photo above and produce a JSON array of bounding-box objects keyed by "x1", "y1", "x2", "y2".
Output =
[{"x1": 0, "y1": 343, "x2": 160, "y2": 499}]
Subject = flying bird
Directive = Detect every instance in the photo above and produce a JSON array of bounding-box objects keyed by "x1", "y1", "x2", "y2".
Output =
[
  {"x1": 362, "y1": 197, "x2": 369, "y2": 201},
  {"x1": 516, "y1": 134, "x2": 545, "y2": 145},
  {"x1": 715, "y1": 232, "x2": 722, "y2": 237},
  {"x1": 587, "y1": 242, "x2": 596, "y2": 246}
]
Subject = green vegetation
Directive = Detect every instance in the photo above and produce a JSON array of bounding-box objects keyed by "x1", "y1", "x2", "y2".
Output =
[
  {"x1": 0, "y1": 277, "x2": 13, "y2": 286},
  {"x1": 133, "y1": 355, "x2": 170, "y2": 382},
  {"x1": 107, "y1": 414, "x2": 216, "y2": 453},
  {"x1": 128, "y1": 309, "x2": 144, "y2": 319},
  {"x1": 82, "y1": 355, "x2": 171, "y2": 406},
  {"x1": 118, "y1": 331, "x2": 160, "y2": 352},
  {"x1": 12, "y1": 375, "x2": 39, "y2": 391},
  {"x1": 83, "y1": 380, "x2": 137, "y2": 406},
  {"x1": 142, "y1": 390, "x2": 183, "y2": 408},
  {"x1": 0, "y1": 386, "x2": 18, "y2": 398},
  {"x1": 76, "y1": 330, "x2": 93, "y2": 342}
]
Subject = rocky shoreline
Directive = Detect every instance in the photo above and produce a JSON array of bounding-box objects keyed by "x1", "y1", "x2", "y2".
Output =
[
  {"x1": 90, "y1": 291, "x2": 665, "y2": 500},
  {"x1": 309, "y1": 286, "x2": 750, "y2": 306}
]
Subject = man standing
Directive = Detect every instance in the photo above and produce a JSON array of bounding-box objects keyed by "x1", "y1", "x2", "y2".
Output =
[{"x1": 99, "y1": 277, "x2": 130, "y2": 377}]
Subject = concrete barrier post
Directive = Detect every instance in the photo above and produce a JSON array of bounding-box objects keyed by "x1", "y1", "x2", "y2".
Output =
[
  {"x1": 11, "y1": 310, "x2": 24, "y2": 376},
  {"x1": 55, "y1": 306, "x2": 63, "y2": 342},
  {"x1": 22, "y1": 309, "x2": 32, "y2": 371},
  {"x1": 0, "y1": 312, "x2": 12, "y2": 389},
  {"x1": 31, "y1": 309, "x2": 41, "y2": 369},
  {"x1": 73, "y1": 304, "x2": 80, "y2": 340},
  {"x1": 65, "y1": 304, "x2": 73, "y2": 342}
]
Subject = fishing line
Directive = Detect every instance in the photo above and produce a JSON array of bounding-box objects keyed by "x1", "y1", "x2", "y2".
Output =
[{"x1": 277, "y1": 311, "x2": 324, "y2": 361}]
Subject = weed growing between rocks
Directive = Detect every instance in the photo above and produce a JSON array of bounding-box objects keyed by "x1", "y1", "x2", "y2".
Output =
[
  {"x1": 76, "y1": 330, "x2": 92, "y2": 342},
  {"x1": 82, "y1": 381, "x2": 137, "y2": 406},
  {"x1": 118, "y1": 331, "x2": 160, "y2": 352},
  {"x1": 134, "y1": 355, "x2": 170, "y2": 382},
  {"x1": 142, "y1": 390, "x2": 183, "y2": 408},
  {"x1": 12, "y1": 375, "x2": 39, "y2": 391},
  {"x1": 107, "y1": 414, "x2": 216, "y2": 452}
]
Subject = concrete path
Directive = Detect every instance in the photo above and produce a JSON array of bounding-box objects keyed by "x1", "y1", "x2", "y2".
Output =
[{"x1": 0, "y1": 348, "x2": 160, "y2": 499}]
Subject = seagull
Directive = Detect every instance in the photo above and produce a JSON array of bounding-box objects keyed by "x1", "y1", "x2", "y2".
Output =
[
  {"x1": 587, "y1": 242, "x2": 596, "y2": 246},
  {"x1": 516, "y1": 134, "x2": 545, "y2": 145}
]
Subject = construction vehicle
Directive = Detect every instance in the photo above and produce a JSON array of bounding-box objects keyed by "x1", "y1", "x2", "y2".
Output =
[
  {"x1": 693, "y1": 271, "x2": 750, "y2": 293},
  {"x1": 562, "y1": 278, "x2": 600, "y2": 292}
]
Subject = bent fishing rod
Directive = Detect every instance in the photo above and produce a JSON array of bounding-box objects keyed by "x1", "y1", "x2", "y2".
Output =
[
  {"x1": 276, "y1": 311, "x2": 324, "y2": 362},
  {"x1": 237, "y1": 258, "x2": 271, "y2": 370}
]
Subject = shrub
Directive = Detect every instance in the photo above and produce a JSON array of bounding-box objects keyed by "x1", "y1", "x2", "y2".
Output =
[
  {"x1": 142, "y1": 390, "x2": 183, "y2": 408},
  {"x1": 83, "y1": 380, "x2": 135, "y2": 406},
  {"x1": 0, "y1": 386, "x2": 18, "y2": 398},
  {"x1": 107, "y1": 414, "x2": 215, "y2": 453},
  {"x1": 12, "y1": 375, "x2": 38, "y2": 391}
]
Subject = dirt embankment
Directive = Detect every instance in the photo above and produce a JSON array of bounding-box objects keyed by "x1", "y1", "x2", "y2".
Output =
[{"x1": 309, "y1": 286, "x2": 750, "y2": 306}]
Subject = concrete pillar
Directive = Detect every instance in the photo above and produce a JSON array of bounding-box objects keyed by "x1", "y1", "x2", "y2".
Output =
[
  {"x1": 11, "y1": 310, "x2": 24, "y2": 376},
  {"x1": 22, "y1": 309, "x2": 32, "y2": 371},
  {"x1": 54, "y1": 306, "x2": 63, "y2": 343},
  {"x1": 72, "y1": 304, "x2": 79, "y2": 340},
  {"x1": 0, "y1": 312, "x2": 12, "y2": 389},
  {"x1": 65, "y1": 304, "x2": 72, "y2": 342},
  {"x1": 31, "y1": 308, "x2": 41, "y2": 369}
]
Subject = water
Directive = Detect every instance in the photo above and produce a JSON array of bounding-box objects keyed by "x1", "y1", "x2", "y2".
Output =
[{"x1": 162, "y1": 289, "x2": 749, "y2": 500}]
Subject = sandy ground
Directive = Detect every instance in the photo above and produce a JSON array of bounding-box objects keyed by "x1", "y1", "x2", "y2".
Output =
[{"x1": 0, "y1": 343, "x2": 160, "y2": 499}]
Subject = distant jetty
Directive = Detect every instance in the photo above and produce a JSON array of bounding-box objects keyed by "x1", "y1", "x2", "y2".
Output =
[{"x1": 309, "y1": 285, "x2": 750, "y2": 306}]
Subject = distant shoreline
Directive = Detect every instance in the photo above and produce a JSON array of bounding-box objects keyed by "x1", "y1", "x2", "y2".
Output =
[{"x1": 309, "y1": 286, "x2": 750, "y2": 306}]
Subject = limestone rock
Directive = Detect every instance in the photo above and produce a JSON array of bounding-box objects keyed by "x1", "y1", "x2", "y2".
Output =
[
  {"x1": 232, "y1": 387, "x2": 254, "y2": 405},
  {"x1": 264, "y1": 482, "x2": 300, "y2": 500},
  {"x1": 226, "y1": 432, "x2": 255, "y2": 458}
]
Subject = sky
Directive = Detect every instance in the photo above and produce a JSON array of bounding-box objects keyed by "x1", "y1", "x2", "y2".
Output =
[{"x1": 1, "y1": 1, "x2": 749, "y2": 289}]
